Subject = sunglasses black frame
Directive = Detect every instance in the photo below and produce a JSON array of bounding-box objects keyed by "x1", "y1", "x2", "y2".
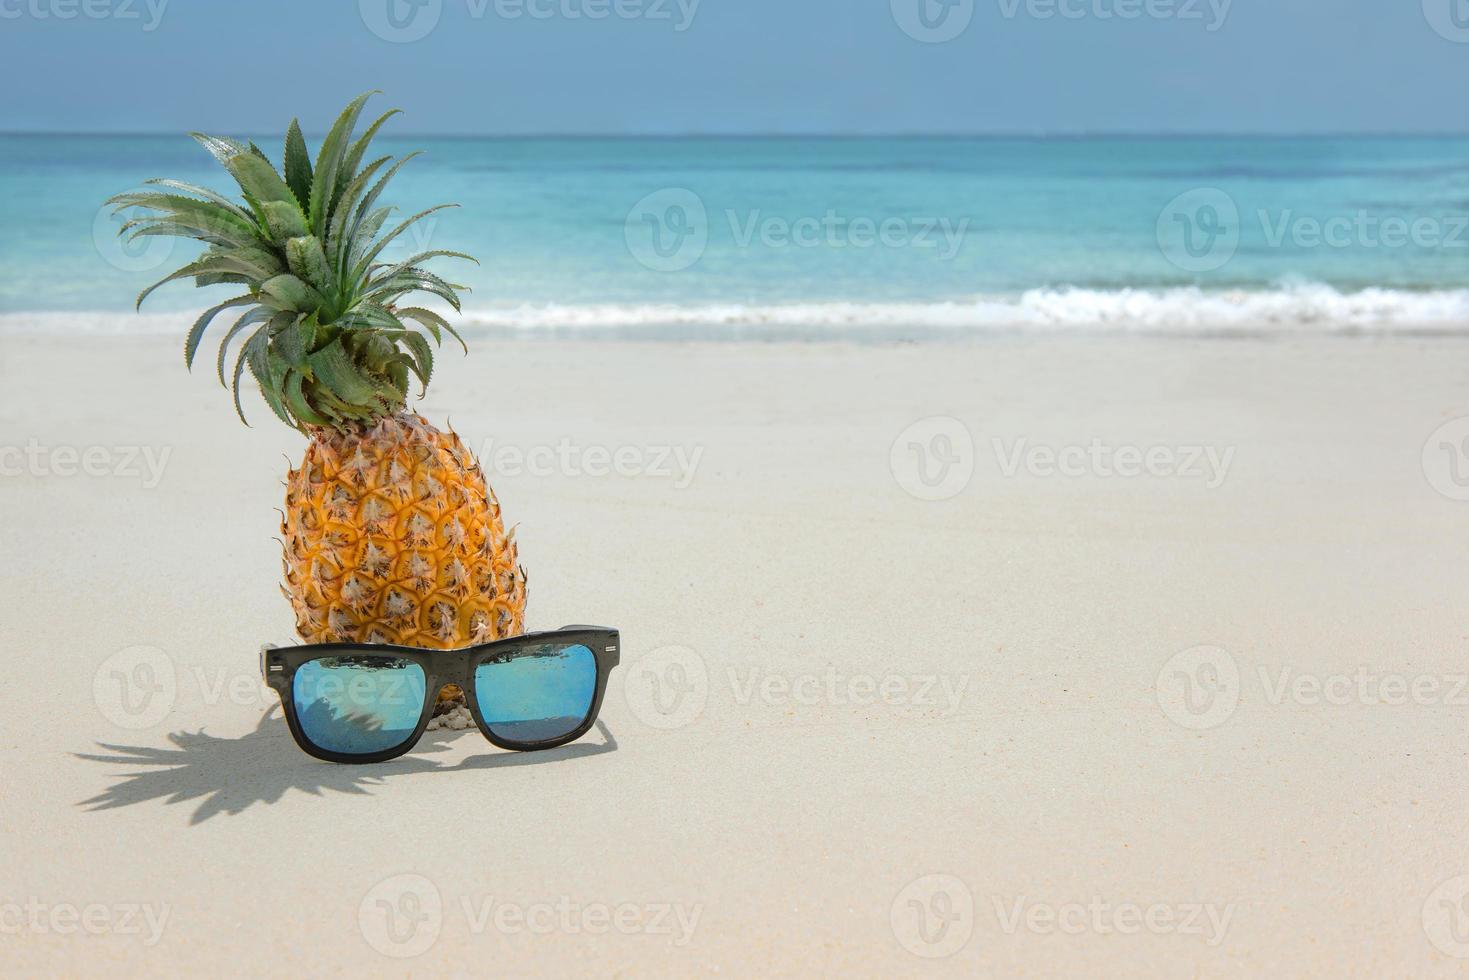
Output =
[{"x1": 261, "y1": 626, "x2": 619, "y2": 764}]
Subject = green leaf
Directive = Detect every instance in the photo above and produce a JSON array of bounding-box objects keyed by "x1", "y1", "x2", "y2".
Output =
[
  {"x1": 336, "y1": 302, "x2": 402, "y2": 332},
  {"x1": 370, "y1": 374, "x2": 407, "y2": 411},
  {"x1": 396, "y1": 307, "x2": 465, "y2": 353},
  {"x1": 310, "y1": 91, "x2": 378, "y2": 237},
  {"x1": 230, "y1": 324, "x2": 271, "y2": 425},
  {"x1": 260, "y1": 199, "x2": 310, "y2": 241},
  {"x1": 345, "y1": 207, "x2": 393, "y2": 272},
  {"x1": 351, "y1": 204, "x2": 458, "y2": 280},
  {"x1": 221, "y1": 148, "x2": 299, "y2": 208},
  {"x1": 367, "y1": 250, "x2": 478, "y2": 287},
  {"x1": 191, "y1": 133, "x2": 250, "y2": 169},
  {"x1": 216, "y1": 308, "x2": 274, "y2": 387},
  {"x1": 189, "y1": 135, "x2": 279, "y2": 228},
  {"x1": 245, "y1": 332, "x2": 295, "y2": 428},
  {"x1": 259, "y1": 274, "x2": 324, "y2": 313},
  {"x1": 386, "y1": 359, "x2": 410, "y2": 399},
  {"x1": 283, "y1": 119, "x2": 313, "y2": 209},
  {"x1": 353, "y1": 151, "x2": 420, "y2": 219},
  {"x1": 193, "y1": 273, "x2": 252, "y2": 289},
  {"x1": 397, "y1": 330, "x2": 434, "y2": 393},
  {"x1": 352, "y1": 332, "x2": 399, "y2": 373},
  {"x1": 237, "y1": 190, "x2": 271, "y2": 231},
  {"x1": 141, "y1": 178, "x2": 257, "y2": 225},
  {"x1": 307, "y1": 381, "x2": 372, "y2": 422},
  {"x1": 123, "y1": 217, "x2": 261, "y2": 251},
  {"x1": 285, "y1": 236, "x2": 332, "y2": 290},
  {"x1": 365, "y1": 267, "x2": 464, "y2": 312},
  {"x1": 340, "y1": 109, "x2": 401, "y2": 194},
  {"x1": 342, "y1": 153, "x2": 420, "y2": 263},
  {"x1": 136, "y1": 257, "x2": 220, "y2": 308},
  {"x1": 108, "y1": 193, "x2": 261, "y2": 244},
  {"x1": 325, "y1": 155, "x2": 390, "y2": 272},
  {"x1": 270, "y1": 313, "x2": 310, "y2": 370},
  {"x1": 307, "y1": 338, "x2": 381, "y2": 406},
  {"x1": 185, "y1": 295, "x2": 254, "y2": 370},
  {"x1": 297, "y1": 312, "x2": 320, "y2": 350},
  {"x1": 283, "y1": 371, "x2": 333, "y2": 427},
  {"x1": 200, "y1": 245, "x2": 284, "y2": 280}
]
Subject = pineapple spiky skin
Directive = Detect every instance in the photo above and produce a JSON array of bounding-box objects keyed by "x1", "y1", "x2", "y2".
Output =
[{"x1": 282, "y1": 413, "x2": 527, "y2": 703}]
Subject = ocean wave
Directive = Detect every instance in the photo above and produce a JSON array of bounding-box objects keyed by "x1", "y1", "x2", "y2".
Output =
[
  {"x1": 458, "y1": 284, "x2": 1469, "y2": 335},
  {"x1": 5, "y1": 284, "x2": 1469, "y2": 338}
]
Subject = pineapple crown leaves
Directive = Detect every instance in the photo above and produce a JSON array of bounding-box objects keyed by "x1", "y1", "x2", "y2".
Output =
[{"x1": 104, "y1": 91, "x2": 476, "y2": 432}]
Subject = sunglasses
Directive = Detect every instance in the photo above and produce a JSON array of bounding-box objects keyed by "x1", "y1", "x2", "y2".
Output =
[{"x1": 260, "y1": 626, "x2": 619, "y2": 764}]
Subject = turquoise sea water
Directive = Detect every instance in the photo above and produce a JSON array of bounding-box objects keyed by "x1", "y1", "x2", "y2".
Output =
[{"x1": 3, "y1": 134, "x2": 1469, "y2": 333}]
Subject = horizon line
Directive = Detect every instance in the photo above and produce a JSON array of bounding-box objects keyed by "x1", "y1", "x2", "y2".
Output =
[{"x1": 4, "y1": 130, "x2": 1469, "y2": 141}]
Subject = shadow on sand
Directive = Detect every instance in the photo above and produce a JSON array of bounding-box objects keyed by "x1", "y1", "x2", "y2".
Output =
[{"x1": 76, "y1": 709, "x2": 618, "y2": 824}]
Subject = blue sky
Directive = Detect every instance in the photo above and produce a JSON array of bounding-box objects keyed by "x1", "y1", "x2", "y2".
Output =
[{"x1": 2, "y1": 0, "x2": 1466, "y2": 135}]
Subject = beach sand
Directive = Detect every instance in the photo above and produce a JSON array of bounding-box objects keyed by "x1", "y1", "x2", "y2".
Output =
[{"x1": 3, "y1": 331, "x2": 1467, "y2": 976}]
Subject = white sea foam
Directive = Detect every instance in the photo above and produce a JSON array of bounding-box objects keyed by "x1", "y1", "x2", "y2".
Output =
[
  {"x1": 452, "y1": 285, "x2": 1469, "y2": 335},
  {"x1": 5, "y1": 284, "x2": 1469, "y2": 338}
]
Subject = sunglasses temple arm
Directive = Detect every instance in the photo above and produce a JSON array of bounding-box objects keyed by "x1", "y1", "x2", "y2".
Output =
[{"x1": 259, "y1": 643, "x2": 280, "y2": 684}]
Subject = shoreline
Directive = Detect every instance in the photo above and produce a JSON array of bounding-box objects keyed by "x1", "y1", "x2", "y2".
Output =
[
  {"x1": 4, "y1": 316, "x2": 1469, "y2": 344},
  {"x1": 5, "y1": 284, "x2": 1469, "y2": 341}
]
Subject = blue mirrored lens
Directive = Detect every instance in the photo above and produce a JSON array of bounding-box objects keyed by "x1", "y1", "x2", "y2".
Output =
[
  {"x1": 293, "y1": 656, "x2": 427, "y2": 756},
  {"x1": 474, "y1": 643, "x2": 597, "y2": 743}
]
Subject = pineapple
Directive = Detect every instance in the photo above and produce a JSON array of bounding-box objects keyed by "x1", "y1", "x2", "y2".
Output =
[{"x1": 107, "y1": 92, "x2": 527, "y2": 705}]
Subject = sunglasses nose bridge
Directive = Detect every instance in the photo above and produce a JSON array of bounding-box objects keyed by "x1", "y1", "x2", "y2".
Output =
[
  {"x1": 429, "y1": 652, "x2": 476, "y2": 711},
  {"x1": 428, "y1": 651, "x2": 474, "y2": 681}
]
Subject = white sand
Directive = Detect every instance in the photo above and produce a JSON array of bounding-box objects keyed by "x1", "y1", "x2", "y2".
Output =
[{"x1": 3, "y1": 332, "x2": 1468, "y2": 976}]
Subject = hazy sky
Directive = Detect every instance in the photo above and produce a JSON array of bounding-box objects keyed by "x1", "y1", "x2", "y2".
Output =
[{"x1": 2, "y1": 0, "x2": 1466, "y2": 134}]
